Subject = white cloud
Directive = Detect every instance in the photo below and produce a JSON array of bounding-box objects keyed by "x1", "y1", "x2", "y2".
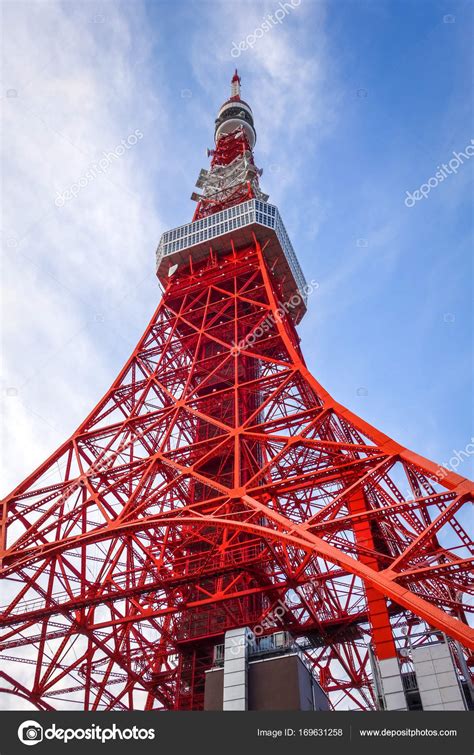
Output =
[
  {"x1": 0, "y1": 0, "x2": 341, "y2": 709},
  {"x1": 188, "y1": 0, "x2": 337, "y2": 204},
  {"x1": 0, "y1": 0, "x2": 340, "y2": 492},
  {"x1": 1, "y1": 1, "x2": 165, "y2": 493}
]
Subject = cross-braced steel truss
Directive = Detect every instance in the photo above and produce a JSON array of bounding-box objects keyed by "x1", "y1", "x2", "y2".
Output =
[{"x1": 1, "y1": 240, "x2": 473, "y2": 711}]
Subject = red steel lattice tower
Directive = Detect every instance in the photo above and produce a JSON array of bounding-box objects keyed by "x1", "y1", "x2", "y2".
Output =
[{"x1": 1, "y1": 72, "x2": 473, "y2": 712}]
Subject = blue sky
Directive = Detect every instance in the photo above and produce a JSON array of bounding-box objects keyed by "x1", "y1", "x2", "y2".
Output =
[{"x1": 1, "y1": 0, "x2": 473, "y2": 493}]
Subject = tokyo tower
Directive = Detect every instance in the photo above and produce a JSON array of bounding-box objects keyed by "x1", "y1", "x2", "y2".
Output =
[{"x1": 1, "y1": 71, "x2": 473, "y2": 712}]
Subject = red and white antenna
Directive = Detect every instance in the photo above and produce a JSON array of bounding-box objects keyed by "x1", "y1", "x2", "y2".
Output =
[{"x1": 230, "y1": 69, "x2": 241, "y2": 99}]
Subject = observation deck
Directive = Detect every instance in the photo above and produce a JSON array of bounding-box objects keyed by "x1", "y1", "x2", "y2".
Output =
[{"x1": 156, "y1": 199, "x2": 307, "y2": 323}]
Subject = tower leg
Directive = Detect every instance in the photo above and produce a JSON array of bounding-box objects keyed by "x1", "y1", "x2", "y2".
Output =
[{"x1": 348, "y1": 490, "x2": 397, "y2": 661}]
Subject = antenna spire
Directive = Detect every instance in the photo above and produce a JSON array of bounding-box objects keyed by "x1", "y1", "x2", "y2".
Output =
[{"x1": 230, "y1": 69, "x2": 241, "y2": 99}]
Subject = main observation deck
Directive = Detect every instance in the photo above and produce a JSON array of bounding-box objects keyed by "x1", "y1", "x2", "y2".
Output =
[{"x1": 156, "y1": 199, "x2": 307, "y2": 323}]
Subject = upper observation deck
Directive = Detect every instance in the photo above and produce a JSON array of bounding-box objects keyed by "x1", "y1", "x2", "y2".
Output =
[{"x1": 155, "y1": 198, "x2": 308, "y2": 323}]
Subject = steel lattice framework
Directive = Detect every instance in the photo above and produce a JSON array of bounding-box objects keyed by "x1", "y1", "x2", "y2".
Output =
[
  {"x1": 192, "y1": 129, "x2": 265, "y2": 220},
  {"x1": 1, "y1": 72, "x2": 473, "y2": 712}
]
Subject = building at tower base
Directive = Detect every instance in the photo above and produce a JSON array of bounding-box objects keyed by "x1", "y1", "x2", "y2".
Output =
[
  {"x1": 370, "y1": 631, "x2": 471, "y2": 711},
  {"x1": 204, "y1": 628, "x2": 330, "y2": 711}
]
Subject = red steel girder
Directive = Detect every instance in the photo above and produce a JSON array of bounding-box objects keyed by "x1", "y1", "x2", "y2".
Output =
[{"x1": 1, "y1": 239, "x2": 473, "y2": 712}]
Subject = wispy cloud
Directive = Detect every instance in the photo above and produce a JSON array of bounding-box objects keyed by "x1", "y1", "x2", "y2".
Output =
[
  {"x1": 1, "y1": 0, "x2": 472, "y2": 503},
  {"x1": 188, "y1": 0, "x2": 337, "y2": 201},
  {"x1": 1, "y1": 1, "x2": 164, "y2": 492}
]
